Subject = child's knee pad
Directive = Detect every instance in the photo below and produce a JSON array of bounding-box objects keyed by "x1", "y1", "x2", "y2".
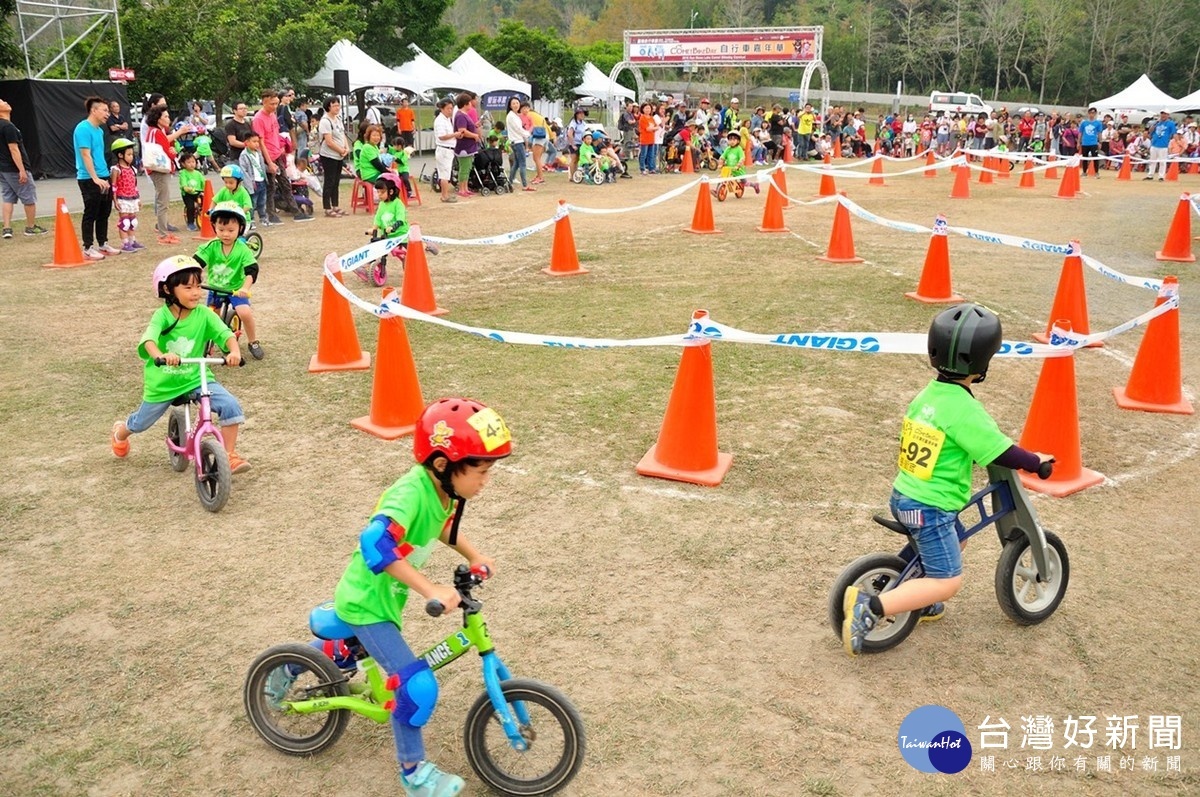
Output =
[
  {"x1": 386, "y1": 659, "x2": 438, "y2": 728},
  {"x1": 118, "y1": 216, "x2": 137, "y2": 232}
]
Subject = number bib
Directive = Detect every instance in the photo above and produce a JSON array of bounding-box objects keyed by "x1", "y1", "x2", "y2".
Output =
[
  {"x1": 467, "y1": 407, "x2": 511, "y2": 452},
  {"x1": 898, "y1": 418, "x2": 945, "y2": 480}
]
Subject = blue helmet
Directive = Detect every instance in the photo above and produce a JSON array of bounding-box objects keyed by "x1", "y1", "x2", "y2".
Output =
[{"x1": 220, "y1": 164, "x2": 243, "y2": 181}]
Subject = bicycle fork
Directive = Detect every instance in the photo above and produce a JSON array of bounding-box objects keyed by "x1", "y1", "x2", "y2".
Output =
[{"x1": 481, "y1": 651, "x2": 533, "y2": 751}]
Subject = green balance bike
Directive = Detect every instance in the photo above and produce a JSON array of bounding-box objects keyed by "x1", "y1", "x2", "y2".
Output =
[{"x1": 244, "y1": 565, "x2": 585, "y2": 795}]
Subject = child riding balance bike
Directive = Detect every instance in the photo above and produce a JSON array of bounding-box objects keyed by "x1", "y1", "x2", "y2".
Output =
[
  {"x1": 835, "y1": 304, "x2": 1062, "y2": 657},
  {"x1": 713, "y1": 131, "x2": 760, "y2": 201}
]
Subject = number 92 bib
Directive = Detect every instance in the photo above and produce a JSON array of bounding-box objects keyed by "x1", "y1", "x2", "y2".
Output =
[{"x1": 897, "y1": 418, "x2": 945, "y2": 480}]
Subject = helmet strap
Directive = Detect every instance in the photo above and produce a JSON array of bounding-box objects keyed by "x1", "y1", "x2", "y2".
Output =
[{"x1": 447, "y1": 499, "x2": 465, "y2": 547}]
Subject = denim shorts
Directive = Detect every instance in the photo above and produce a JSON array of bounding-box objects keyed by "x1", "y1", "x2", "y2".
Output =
[
  {"x1": 126, "y1": 381, "x2": 245, "y2": 433},
  {"x1": 208, "y1": 291, "x2": 250, "y2": 308},
  {"x1": 889, "y1": 490, "x2": 962, "y2": 578}
]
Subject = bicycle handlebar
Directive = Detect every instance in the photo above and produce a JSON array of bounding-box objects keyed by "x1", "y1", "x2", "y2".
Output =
[
  {"x1": 153, "y1": 356, "x2": 244, "y2": 367},
  {"x1": 200, "y1": 284, "x2": 233, "y2": 296},
  {"x1": 425, "y1": 564, "x2": 490, "y2": 617},
  {"x1": 1036, "y1": 459, "x2": 1055, "y2": 480}
]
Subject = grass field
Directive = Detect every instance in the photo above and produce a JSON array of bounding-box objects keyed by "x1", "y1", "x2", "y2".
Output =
[{"x1": 1, "y1": 159, "x2": 1198, "y2": 796}]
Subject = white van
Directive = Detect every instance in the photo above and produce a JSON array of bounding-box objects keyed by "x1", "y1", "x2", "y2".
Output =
[{"x1": 928, "y1": 92, "x2": 993, "y2": 116}]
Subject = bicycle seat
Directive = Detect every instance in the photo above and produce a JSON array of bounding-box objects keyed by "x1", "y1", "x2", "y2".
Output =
[
  {"x1": 873, "y1": 515, "x2": 912, "y2": 536},
  {"x1": 309, "y1": 601, "x2": 357, "y2": 642},
  {"x1": 169, "y1": 394, "x2": 198, "y2": 407}
]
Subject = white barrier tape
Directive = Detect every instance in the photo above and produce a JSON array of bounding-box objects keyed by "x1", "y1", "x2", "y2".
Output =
[
  {"x1": 1044, "y1": 295, "x2": 1179, "y2": 348},
  {"x1": 1080, "y1": 254, "x2": 1164, "y2": 291},
  {"x1": 568, "y1": 178, "x2": 702, "y2": 214},
  {"x1": 422, "y1": 215, "x2": 559, "y2": 246},
  {"x1": 337, "y1": 234, "x2": 409, "y2": 272},
  {"x1": 785, "y1": 156, "x2": 964, "y2": 179},
  {"x1": 834, "y1": 196, "x2": 932, "y2": 235}
]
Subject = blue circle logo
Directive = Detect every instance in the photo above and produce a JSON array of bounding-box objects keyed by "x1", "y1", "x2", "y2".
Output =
[{"x1": 897, "y1": 705, "x2": 973, "y2": 774}]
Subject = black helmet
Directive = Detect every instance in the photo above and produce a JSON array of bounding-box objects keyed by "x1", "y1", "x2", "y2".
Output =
[{"x1": 928, "y1": 303, "x2": 1002, "y2": 382}]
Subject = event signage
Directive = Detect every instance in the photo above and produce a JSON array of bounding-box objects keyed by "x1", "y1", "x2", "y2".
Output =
[
  {"x1": 108, "y1": 67, "x2": 135, "y2": 82},
  {"x1": 625, "y1": 27, "x2": 822, "y2": 66}
]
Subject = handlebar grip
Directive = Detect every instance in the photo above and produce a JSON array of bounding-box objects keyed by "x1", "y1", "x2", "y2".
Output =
[
  {"x1": 425, "y1": 600, "x2": 445, "y2": 617},
  {"x1": 1036, "y1": 459, "x2": 1055, "y2": 480},
  {"x1": 153, "y1": 357, "x2": 166, "y2": 366}
]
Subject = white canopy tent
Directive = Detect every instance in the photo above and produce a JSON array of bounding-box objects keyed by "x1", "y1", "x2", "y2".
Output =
[
  {"x1": 1089, "y1": 74, "x2": 1180, "y2": 116},
  {"x1": 393, "y1": 45, "x2": 481, "y2": 97},
  {"x1": 574, "y1": 62, "x2": 634, "y2": 102},
  {"x1": 449, "y1": 48, "x2": 530, "y2": 97},
  {"x1": 1173, "y1": 87, "x2": 1200, "y2": 113},
  {"x1": 308, "y1": 39, "x2": 410, "y2": 92}
]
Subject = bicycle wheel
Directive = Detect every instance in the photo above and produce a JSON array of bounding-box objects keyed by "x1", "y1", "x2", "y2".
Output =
[
  {"x1": 166, "y1": 408, "x2": 188, "y2": 472},
  {"x1": 244, "y1": 642, "x2": 351, "y2": 756},
  {"x1": 464, "y1": 678, "x2": 585, "y2": 796},
  {"x1": 716, "y1": 183, "x2": 727, "y2": 202},
  {"x1": 827, "y1": 553, "x2": 920, "y2": 653},
  {"x1": 371, "y1": 258, "x2": 387, "y2": 287},
  {"x1": 734, "y1": 181, "x2": 745, "y2": 198},
  {"x1": 995, "y1": 530, "x2": 1069, "y2": 625},
  {"x1": 591, "y1": 170, "x2": 604, "y2": 187},
  {"x1": 570, "y1": 169, "x2": 584, "y2": 184},
  {"x1": 244, "y1": 232, "x2": 264, "y2": 257},
  {"x1": 195, "y1": 437, "x2": 231, "y2": 512}
]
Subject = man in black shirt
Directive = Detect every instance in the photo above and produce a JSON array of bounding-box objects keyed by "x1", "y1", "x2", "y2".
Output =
[
  {"x1": 0, "y1": 97, "x2": 46, "y2": 238},
  {"x1": 105, "y1": 100, "x2": 130, "y2": 166},
  {"x1": 224, "y1": 101, "x2": 254, "y2": 158}
]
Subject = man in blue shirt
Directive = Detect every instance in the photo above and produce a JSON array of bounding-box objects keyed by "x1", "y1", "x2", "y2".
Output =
[
  {"x1": 1147, "y1": 109, "x2": 1177, "y2": 181},
  {"x1": 73, "y1": 95, "x2": 117, "y2": 259},
  {"x1": 1078, "y1": 107, "x2": 1104, "y2": 178}
]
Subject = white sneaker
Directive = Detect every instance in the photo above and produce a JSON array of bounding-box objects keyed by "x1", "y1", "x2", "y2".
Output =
[
  {"x1": 83, "y1": 246, "x2": 105, "y2": 260},
  {"x1": 99, "y1": 243, "x2": 123, "y2": 256}
]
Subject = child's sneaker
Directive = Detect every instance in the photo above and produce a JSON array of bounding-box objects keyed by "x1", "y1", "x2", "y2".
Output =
[
  {"x1": 130, "y1": 241, "x2": 147, "y2": 251},
  {"x1": 248, "y1": 341, "x2": 265, "y2": 360},
  {"x1": 353, "y1": 265, "x2": 369, "y2": 282},
  {"x1": 263, "y1": 665, "x2": 296, "y2": 710},
  {"x1": 110, "y1": 421, "x2": 129, "y2": 458},
  {"x1": 918, "y1": 602, "x2": 945, "y2": 623},
  {"x1": 228, "y1": 452, "x2": 251, "y2": 474},
  {"x1": 400, "y1": 762, "x2": 464, "y2": 797},
  {"x1": 121, "y1": 241, "x2": 136, "y2": 253},
  {"x1": 841, "y1": 585, "x2": 880, "y2": 658}
]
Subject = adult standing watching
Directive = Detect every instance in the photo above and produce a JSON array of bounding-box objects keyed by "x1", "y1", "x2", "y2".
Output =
[
  {"x1": 293, "y1": 97, "x2": 311, "y2": 158},
  {"x1": 797, "y1": 103, "x2": 815, "y2": 161},
  {"x1": 453, "y1": 92, "x2": 480, "y2": 199},
  {"x1": 433, "y1": 98, "x2": 458, "y2": 203},
  {"x1": 139, "y1": 93, "x2": 165, "y2": 143},
  {"x1": 105, "y1": 100, "x2": 128, "y2": 166},
  {"x1": 527, "y1": 102, "x2": 549, "y2": 184},
  {"x1": 224, "y1": 101, "x2": 253, "y2": 159},
  {"x1": 569, "y1": 107, "x2": 590, "y2": 177},
  {"x1": 252, "y1": 89, "x2": 300, "y2": 222},
  {"x1": 1146, "y1": 109, "x2": 1176, "y2": 181},
  {"x1": 505, "y1": 97, "x2": 533, "y2": 192},
  {"x1": 317, "y1": 96, "x2": 349, "y2": 216},
  {"x1": 0, "y1": 98, "x2": 46, "y2": 238},
  {"x1": 144, "y1": 105, "x2": 190, "y2": 243},
  {"x1": 395, "y1": 96, "x2": 416, "y2": 148},
  {"x1": 1078, "y1": 107, "x2": 1104, "y2": 178},
  {"x1": 277, "y1": 88, "x2": 296, "y2": 151},
  {"x1": 74, "y1": 96, "x2": 118, "y2": 259}
]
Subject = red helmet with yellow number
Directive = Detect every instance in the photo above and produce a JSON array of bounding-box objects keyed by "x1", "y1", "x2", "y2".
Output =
[{"x1": 414, "y1": 398, "x2": 512, "y2": 464}]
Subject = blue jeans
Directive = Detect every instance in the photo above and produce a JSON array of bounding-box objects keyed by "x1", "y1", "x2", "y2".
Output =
[
  {"x1": 508, "y1": 141, "x2": 527, "y2": 187},
  {"x1": 348, "y1": 620, "x2": 427, "y2": 763},
  {"x1": 889, "y1": 490, "x2": 962, "y2": 578},
  {"x1": 250, "y1": 185, "x2": 267, "y2": 223},
  {"x1": 639, "y1": 144, "x2": 654, "y2": 173},
  {"x1": 125, "y1": 381, "x2": 244, "y2": 433}
]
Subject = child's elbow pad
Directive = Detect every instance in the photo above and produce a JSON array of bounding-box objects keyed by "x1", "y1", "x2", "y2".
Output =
[{"x1": 360, "y1": 514, "x2": 413, "y2": 574}]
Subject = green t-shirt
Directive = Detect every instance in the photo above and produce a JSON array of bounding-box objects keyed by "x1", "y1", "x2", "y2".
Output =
[
  {"x1": 579, "y1": 143, "x2": 595, "y2": 165},
  {"x1": 195, "y1": 238, "x2": 257, "y2": 293},
  {"x1": 389, "y1": 146, "x2": 410, "y2": 175},
  {"x1": 893, "y1": 380, "x2": 1012, "y2": 511},
  {"x1": 213, "y1": 185, "x2": 252, "y2": 214},
  {"x1": 334, "y1": 465, "x2": 455, "y2": 629},
  {"x1": 179, "y1": 169, "x2": 205, "y2": 196},
  {"x1": 357, "y1": 141, "x2": 383, "y2": 182},
  {"x1": 722, "y1": 144, "x2": 745, "y2": 174},
  {"x1": 374, "y1": 197, "x2": 408, "y2": 237},
  {"x1": 194, "y1": 134, "x2": 213, "y2": 157},
  {"x1": 137, "y1": 305, "x2": 232, "y2": 402}
]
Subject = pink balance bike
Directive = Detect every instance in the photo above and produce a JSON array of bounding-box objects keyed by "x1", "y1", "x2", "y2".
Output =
[{"x1": 156, "y1": 355, "x2": 241, "y2": 512}]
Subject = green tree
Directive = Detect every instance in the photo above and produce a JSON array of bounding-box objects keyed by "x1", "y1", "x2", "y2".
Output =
[
  {"x1": 463, "y1": 20, "x2": 584, "y2": 100},
  {"x1": 0, "y1": 0, "x2": 22, "y2": 73},
  {"x1": 358, "y1": 0, "x2": 457, "y2": 63}
]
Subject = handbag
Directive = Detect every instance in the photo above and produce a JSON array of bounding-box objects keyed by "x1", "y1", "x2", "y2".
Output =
[
  {"x1": 532, "y1": 125, "x2": 547, "y2": 138},
  {"x1": 142, "y1": 135, "x2": 172, "y2": 174}
]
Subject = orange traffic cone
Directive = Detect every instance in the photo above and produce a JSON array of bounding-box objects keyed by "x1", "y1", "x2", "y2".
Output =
[
  {"x1": 681, "y1": 146, "x2": 695, "y2": 173},
  {"x1": 399, "y1": 225, "x2": 446, "y2": 316},
  {"x1": 194, "y1": 180, "x2": 216, "y2": 240},
  {"x1": 1055, "y1": 164, "x2": 1076, "y2": 200},
  {"x1": 817, "y1": 197, "x2": 863, "y2": 263},
  {"x1": 950, "y1": 160, "x2": 971, "y2": 199},
  {"x1": 636, "y1": 314, "x2": 732, "y2": 487},
  {"x1": 995, "y1": 155, "x2": 1010, "y2": 179},
  {"x1": 350, "y1": 289, "x2": 424, "y2": 439},
  {"x1": 744, "y1": 139, "x2": 753, "y2": 167},
  {"x1": 1018, "y1": 159, "x2": 1036, "y2": 189},
  {"x1": 1018, "y1": 321, "x2": 1105, "y2": 497},
  {"x1": 757, "y1": 174, "x2": 789, "y2": 233},
  {"x1": 1116, "y1": 153, "x2": 1132, "y2": 181},
  {"x1": 685, "y1": 179, "x2": 722, "y2": 235},
  {"x1": 924, "y1": 150, "x2": 937, "y2": 177},
  {"x1": 833, "y1": 137, "x2": 842, "y2": 159},
  {"x1": 978, "y1": 158, "x2": 994, "y2": 185},
  {"x1": 1114, "y1": 276, "x2": 1193, "y2": 414},
  {"x1": 1190, "y1": 160, "x2": 1199, "y2": 176},
  {"x1": 783, "y1": 136, "x2": 793, "y2": 163},
  {"x1": 309, "y1": 253, "x2": 371, "y2": 373},
  {"x1": 1032, "y1": 241, "x2": 1099, "y2": 346},
  {"x1": 1165, "y1": 159, "x2": 1180, "y2": 182},
  {"x1": 869, "y1": 156, "x2": 886, "y2": 186},
  {"x1": 1046, "y1": 153, "x2": 1059, "y2": 180},
  {"x1": 41, "y1": 197, "x2": 89, "y2": 269},
  {"x1": 905, "y1": 216, "x2": 962, "y2": 303},
  {"x1": 1156, "y1": 193, "x2": 1195, "y2": 262},
  {"x1": 817, "y1": 153, "x2": 837, "y2": 197},
  {"x1": 542, "y1": 200, "x2": 588, "y2": 276},
  {"x1": 775, "y1": 166, "x2": 791, "y2": 208}
]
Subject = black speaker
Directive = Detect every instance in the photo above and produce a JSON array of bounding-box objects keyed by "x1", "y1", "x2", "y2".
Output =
[{"x1": 333, "y1": 69, "x2": 350, "y2": 96}]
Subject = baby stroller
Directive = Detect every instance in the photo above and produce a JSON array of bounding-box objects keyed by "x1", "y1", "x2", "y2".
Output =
[{"x1": 469, "y1": 147, "x2": 508, "y2": 195}]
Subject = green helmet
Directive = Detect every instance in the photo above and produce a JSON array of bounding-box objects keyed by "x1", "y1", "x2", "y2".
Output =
[{"x1": 111, "y1": 137, "x2": 136, "y2": 154}]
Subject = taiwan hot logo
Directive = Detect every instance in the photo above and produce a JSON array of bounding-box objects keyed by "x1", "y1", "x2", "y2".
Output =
[{"x1": 898, "y1": 705, "x2": 973, "y2": 774}]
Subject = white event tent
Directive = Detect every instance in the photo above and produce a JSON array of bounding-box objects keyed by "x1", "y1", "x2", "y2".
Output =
[
  {"x1": 449, "y1": 48, "x2": 530, "y2": 97},
  {"x1": 1173, "y1": 88, "x2": 1200, "y2": 114},
  {"x1": 1088, "y1": 74, "x2": 1179, "y2": 116},
  {"x1": 574, "y1": 62, "x2": 634, "y2": 101},
  {"x1": 393, "y1": 45, "x2": 482, "y2": 97},
  {"x1": 308, "y1": 39, "x2": 408, "y2": 93}
]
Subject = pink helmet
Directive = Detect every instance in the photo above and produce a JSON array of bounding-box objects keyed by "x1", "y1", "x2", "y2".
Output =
[
  {"x1": 152, "y1": 255, "x2": 200, "y2": 299},
  {"x1": 375, "y1": 172, "x2": 403, "y2": 194}
]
